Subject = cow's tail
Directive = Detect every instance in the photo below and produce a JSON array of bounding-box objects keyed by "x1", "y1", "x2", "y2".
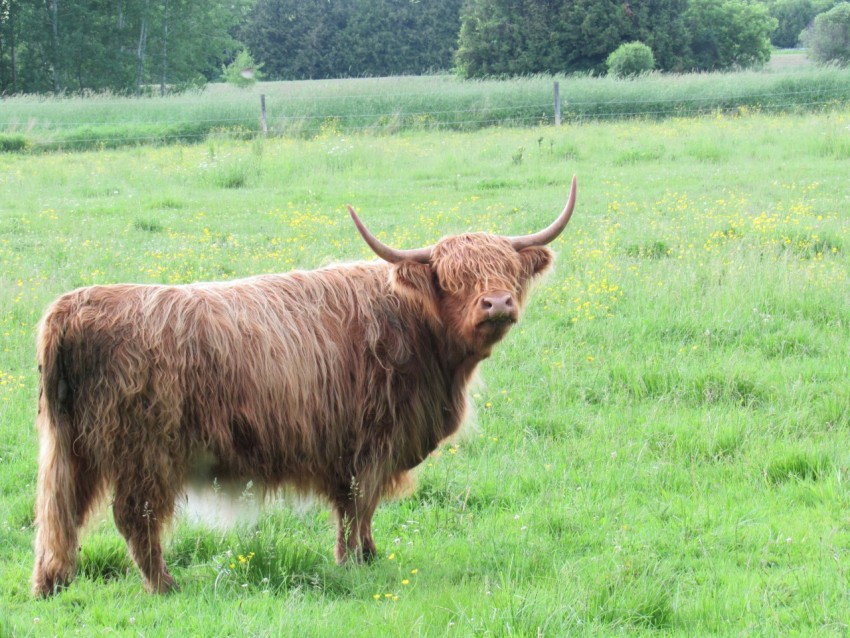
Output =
[{"x1": 32, "y1": 302, "x2": 85, "y2": 597}]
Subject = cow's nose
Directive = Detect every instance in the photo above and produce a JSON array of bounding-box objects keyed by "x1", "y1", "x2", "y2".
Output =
[{"x1": 480, "y1": 292, "x2": 515, "y2": 319}]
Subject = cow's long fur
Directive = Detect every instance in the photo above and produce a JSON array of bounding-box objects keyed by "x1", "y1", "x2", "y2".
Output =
[{"x1": 32, "y1": 232, "x2": 555, "y2": 596}]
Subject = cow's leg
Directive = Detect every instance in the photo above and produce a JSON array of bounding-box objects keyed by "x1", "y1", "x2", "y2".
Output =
[
  {"x1": 32, "y1": 418, "x2": 104, "y2": 597},
  {"x1": 112, "y1": 473, "x2": 179, "y2": 594},
  {"x1": 332, "y1": 475, "x2": 381, "y2": 564},
  {"x1": 357, "y1": 516, "x2": 378, "y2": 561}
]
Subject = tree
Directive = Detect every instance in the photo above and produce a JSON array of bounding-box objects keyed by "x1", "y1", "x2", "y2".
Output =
[
  {"x1": 239, "y1": 0, "x2": 463, "y2": 80},
  {"x1": 457, "y1": 0, "x2": 777, "y2": 77},
  {"x1": 456, "y1": 0, "x2": 690, "y2": 76},
  {"x1": 801, "y1": 1, "x2": 850, "y2": 64},
  {"x1": 143, "y1": 0, "x2": 250, "y2": 95},
  {"x1": 556, "y1": 0, "x2": 691, "y2": 73},
  {"x1": 769, "y1": 0, "x2": 816, "y2": 47},
  {"x1": 0, "y1": 0, "x2": 248, "y2": 95},
  {"x1": 455, "y1": 0, "x2": 549, "y2": 77},
  {"x1": 684, "y1": 0, "x2": 776, "y2": 70},
  {"x1": 222, "y1": 48, "x2": 264, "y2": 88},
  {"x1": 0, "y1": 0, "x2": 66, "y2": 93},
  {"x1": 238, "y1": 0, "x2": 348, "y2": 80},
  {"x1": 767, "y1": 0, "x2": 842, "y2": 48},
  {"x1": 0, "y1": 0, "x2": 19, "y2": 92},
  {"x1": 337, "y1": 0, "x2": 463, "y2": 76}
]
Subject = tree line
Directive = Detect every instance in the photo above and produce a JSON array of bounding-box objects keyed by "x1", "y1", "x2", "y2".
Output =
[
  {"x1": 0, "y1": 0, "x2": 846, "y2": 94},
  {"x1": 0, "y1": 0, "x2": 251, "y2": 95}
]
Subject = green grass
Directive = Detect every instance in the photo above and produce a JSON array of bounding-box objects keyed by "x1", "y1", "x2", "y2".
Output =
[
  {"x1": 0, "y1": 65, "x2": 848, "y2": 150},
  {"x1": 2, "y1": 108, "x2": 850, "y2": 635}
]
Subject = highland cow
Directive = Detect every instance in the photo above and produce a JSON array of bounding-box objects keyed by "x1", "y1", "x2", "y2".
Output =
[{"x1": 32, "y1": 176, "x2": 577, "y2": 596}]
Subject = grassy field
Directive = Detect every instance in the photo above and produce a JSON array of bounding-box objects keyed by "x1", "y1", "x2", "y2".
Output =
[
  {"x1": 0, "y1": 64, "x2": 849, "y2": 150},
  {"x1": 2, "y1": 108, "x2": 850, "y2": 636}
]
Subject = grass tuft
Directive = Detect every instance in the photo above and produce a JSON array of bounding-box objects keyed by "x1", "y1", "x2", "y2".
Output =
[
  {"x1": 78, "y1": 536, "x2": 134, "y2": 583},
  {"x1": 0, "y1": 133, "x2": 30, "y2": 152},
  {"x1": 591, "y1": 563, "x2": 675, "y2": 630},
  {"x1": 133, "y1": 218, "x2": 164, "y2": 233},
  {"x1": 624, "y1": 240, "x2": 671, "y2": 259},
  {"x1": 766, "y1": 450, "x2": 831, "y2": 484}
]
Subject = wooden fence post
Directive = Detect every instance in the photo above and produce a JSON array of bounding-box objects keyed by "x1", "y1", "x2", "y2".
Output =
[
  {"x1": 553, "y1": 82, "x2": 561, "y2": 127},
  {"x1": 260, "y1": 94, "x2": 268, "y2": 136}
]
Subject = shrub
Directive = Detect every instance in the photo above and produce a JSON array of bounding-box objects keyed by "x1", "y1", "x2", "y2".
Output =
[
  {"x1": 222, "y1": 49, "x2": 265, "y2": 88},
  {"x1": 801, "y1": 2, "x2": 850, "y2": 65},
  {"x1": 607, "y1": 42, "x2": 656, "y2": 78}
]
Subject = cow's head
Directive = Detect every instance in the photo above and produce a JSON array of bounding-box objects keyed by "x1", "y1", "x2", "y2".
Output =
[{"x1": 349, "y1": 176, "x2": 577, "y2": 357}]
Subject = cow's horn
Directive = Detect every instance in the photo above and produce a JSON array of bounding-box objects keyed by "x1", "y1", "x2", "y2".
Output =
[
  {"x1": 508, "y1": 175, "x2": 577, "y2": 250},
  {"x1": 348, "y1": 205, "x2": 433, "y2": 264}
]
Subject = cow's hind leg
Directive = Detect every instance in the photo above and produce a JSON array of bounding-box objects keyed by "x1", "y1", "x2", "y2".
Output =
[
  {"x1": 32, "y1": 418, "x2": 104, "y2": 597},
  {"x1": 112, "y1": 470, "x2": 180, "y2": 594}
]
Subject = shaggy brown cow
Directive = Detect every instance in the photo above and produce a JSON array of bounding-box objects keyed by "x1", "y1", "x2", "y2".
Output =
[{"x1": 32, "y1": 176, "x2": 577, "y2": 596}]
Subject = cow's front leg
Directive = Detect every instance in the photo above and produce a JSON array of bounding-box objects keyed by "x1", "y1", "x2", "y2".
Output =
[{"x1": 331, "y1": 475, "x2": 380, "y2": 564}]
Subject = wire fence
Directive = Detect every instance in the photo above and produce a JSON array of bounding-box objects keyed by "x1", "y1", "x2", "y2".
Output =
[{"x1": 2, "y1": 73, "x2": 849, "y2": 151}]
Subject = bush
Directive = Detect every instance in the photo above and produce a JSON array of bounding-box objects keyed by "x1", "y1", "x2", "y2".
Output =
[
  {"x1": 801, "y1": 2, "x2": 850, "y2": 65},
  {"x1": 222, "y1": 50, "x2": 265, "y2": 88},
  {"x1": 607, "y1": 42, "x2": 656, "y2": 78}
]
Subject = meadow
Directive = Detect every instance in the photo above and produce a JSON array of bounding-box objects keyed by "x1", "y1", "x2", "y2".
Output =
[
  {"x1": 1, "y1": 107, "x2": 850, "y2": 636},
  {"x1": 0, "y1": 65, "x2": 849, "y2": 150}
]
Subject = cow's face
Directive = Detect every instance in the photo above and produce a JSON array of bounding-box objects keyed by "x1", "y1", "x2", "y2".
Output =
[
  {"x1": 427, "y1": 234, "x2": 552, "y2": 354},
  {"x1": 384, "y1": 235, "x2": 553, "y2": 356},
  {"x1": 349, "y1": 176, "x2": 577, "y2": 358}
]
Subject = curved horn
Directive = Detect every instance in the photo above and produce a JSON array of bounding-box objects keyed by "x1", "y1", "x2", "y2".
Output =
[
  {"x1": 347, "y1": 205, "x2": 433, "y2": 264},
  {"x1": 508, "y1": 175, "x2": 577, "y2": 251}
]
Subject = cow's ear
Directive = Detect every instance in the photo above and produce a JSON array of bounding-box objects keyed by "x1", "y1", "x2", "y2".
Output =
[
  {"x1": 518, "y1": 246, "x2": 554, "y2": 278},
  {"x1": 390, "y1": 261, "x2": 441, "y2": 320}
]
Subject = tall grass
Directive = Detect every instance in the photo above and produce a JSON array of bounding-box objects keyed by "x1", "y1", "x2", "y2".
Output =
[
  {"x1": 0, "y1": 66, "x2": 848, "y2": 150},
  {"x1": 2, "y1": 109, "x2": 850, "y2": 635}
]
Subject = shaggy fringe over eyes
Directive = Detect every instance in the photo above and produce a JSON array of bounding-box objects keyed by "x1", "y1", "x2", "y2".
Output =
[{"x1": 431, "y1": 234, "x2": 521, "y2": 295}]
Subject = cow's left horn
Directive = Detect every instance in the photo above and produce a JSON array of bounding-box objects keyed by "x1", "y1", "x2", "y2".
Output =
[
  {"x1": 508, "y1": 175, "x2": 577, "y2": 250},
  {"x1": 348, "y1": 205, "x2": 433, "y2": 264}
]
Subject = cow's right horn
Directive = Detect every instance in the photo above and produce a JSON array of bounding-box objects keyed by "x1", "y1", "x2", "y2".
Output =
[
  {"x1": 507, "y1": 175, "x2": 577, "y2": 251},
  {"x1": 348, "y1": 206, "x2": 433, "y2": 264}
]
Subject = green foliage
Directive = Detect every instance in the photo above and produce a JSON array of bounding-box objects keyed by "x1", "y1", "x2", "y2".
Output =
[
  {"x1": 222, "y1": 50, "x2": 265, "y2": 88},
  {"x1": 770, "y1": 0, "x2": 846, "y2": 48},
  {"x1": 555, "y1": 0, "x2": 692, "y2": 74},
  {"x1": 801, "y1": 2, "x2": 850, "y2": 65},
  {"x1": 455, "y1": 0, "x2": 557, "y2": 77},
  {"x1": 769, "y1": 0, "x2": 815, "y2": 47},
  {"x1": 456, "y1": 0, "x2": 774, "y2": 76},
  {"x1": 0, "y1": 0, "x2": 250, "y2": 95},
  {"x1": 238, "y1": 0, "x2": 463, "y2": 80},
  {"x1": 606, "y1": 41, "x2": 656, "y2": 77},
  {"x1": 684, "y1": 0, "x2": 777, "y2": 70}
]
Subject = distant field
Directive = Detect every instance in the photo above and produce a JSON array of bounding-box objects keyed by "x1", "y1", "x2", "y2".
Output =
[
  {"x1": 766, "y1": 51, "x2": 812, "y2": 70},
  {"x1": 2, "y1": 109, "x2": 850, "y2": 636},
  {"x1": 0, "y1": 64, "x2": 848, "y2": 150}
]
